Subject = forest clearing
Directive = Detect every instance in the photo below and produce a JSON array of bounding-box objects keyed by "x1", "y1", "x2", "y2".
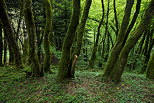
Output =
[{"x1": 0, "y1": 0, "x2": 154, "y2": 102}]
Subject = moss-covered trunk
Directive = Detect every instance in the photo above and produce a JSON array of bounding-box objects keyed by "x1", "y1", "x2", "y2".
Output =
[
  {"x1": 102, "y1": 0, "x2": 134, "y2": 79},
  {"x1": 24, "y1": 0, "x2": 40, "y2": 77},
  {"x1": 146, "y1": 51, "x2": 154, "y2": 79},
  {"x1": 67, "y1": 0, "x2": 92, "y2": 77},
  {"x1": 109, "y1": 0, "x2": 154, "y2": 83},
  {"x1": 3, "y1": 34, "x2": 7, "y2": 65},
  {"x1": 8, "y1": 44, "x2": 14, "y2": 65},
  {"x1": 113, "y1": 0, "x2": 119, "y2": 37},
  {"x1": 57, "y1": 0, "x2": 80, "y2": 82},
  {"x1": 43, "y1": 0, "x2": 53, "y2": 73},
  {"x1": 0, "y1": 22, "x2": 3, "y2": 66},
  {"x1": 88, "y1": 0, "x2": 105, "y2": 68},
  {"x1": 0, "y1": 0, "x2": 23, "y2": 69}
]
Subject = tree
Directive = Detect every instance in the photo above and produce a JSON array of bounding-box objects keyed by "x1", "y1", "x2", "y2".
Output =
[
  {"x1": 146, "y1": 51, "x2": 154, "y2": 79},
  {"x1": 88, "y1": 0, "x2": 105, "y2": 68},
  {"x1": 53, "y1": 0, "x2": 71, "y2": 50},
  {"x1": 0, "y1": 0, "x2": 23, "y2": 69},
  {"x1": 68, "y1": 0, "x2": 92, "y2": 77},
  {"x1": 113, "y1": 0, "x2": 119, "y2": 37},
  {"x1": 24, "y1": 0, "x2": 40, "y2": 77},
  {"x1": 57, "y1": 0, "x2": 80, "y2": 82},
  {"x1": 109, "y1": 0, "x2": 154, "y2": 83},
  {"x1": 43, "y1": 0, "x2": 53, "y2": 73},
  {"x1": 102, "y1": 0, "x2": 134, "y2": 80},
  {"x1": 0, "y1": 21, "x2": 3, "y2": 66}
]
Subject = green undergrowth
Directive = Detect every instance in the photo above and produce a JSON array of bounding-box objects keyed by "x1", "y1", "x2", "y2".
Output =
[{"x1": 0, "y1": 66, "x2": 154, "y2": 103}]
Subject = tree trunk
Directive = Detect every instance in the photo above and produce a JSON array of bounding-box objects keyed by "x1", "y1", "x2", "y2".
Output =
[
  {"x1": 0, "y1": 0, "x2": 23, "y2": 69},
  {"x1": 102, "y1": 0, "x2": 134, "y2": 79},
  {"x1": 109, "y1": 0, "x2": 154, "y2": 83},
  {"x1": 146, "y1": 51, "x2": 154, "y2": 79},
  {"x1": 8, "y1": 44, "x2": 14, "y2": 65},
  {"x1": 43, "y1": 0, "x2": 53, "y2": 73},
  {"x1": 0, "y1": 22, "x2": 3, "y2": 66},
  {"x1": 3, "y1": 34, "x2": 7, "y2": 65},
  {"x1": 113, "y1": 0, "x2": 119, "y2": 37},
  {"x1": 57, "y1": 0, "x2": 80, "y2": 82},
  {"x1": 103, "y1": 0, "x2": 110, "y2": 62},
  {"x1": 88, "y1": 0, "x2": 105, "y2": 68},
  {"x1": 24, "y1": 0, "x2": 40, "y2": 77},
  {"x1": 67, "y1": 0, "x2": 92, "y2": 77}
]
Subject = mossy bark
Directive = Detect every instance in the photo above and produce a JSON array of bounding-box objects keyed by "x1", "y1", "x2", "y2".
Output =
[
  {"x1": 102, "y1": 0, "x2": 134, "y2": 79},
  {"x1": 0, "y1": 22, "x2": 3, "y2": 66},
  {"x1": 88, "y1": 0, "x2": 104, "y2": 68},
  {"x1": 67, "y1": 0, "x2": 92, "y2": 77},
  {"x1": 57, "y1": 0, "x2": 80, "y2": 82},
  {"x1": 43, "y1": 0, "x2": 53, "y2": 73},
  {"x1": 3, "y1": 34, "x2": 7, "y2": 65},
  {"x1": 0, "y1": 0, "x2": 23, "y2": 69},
  {"x1": 113, "y1": 0, "x2": 119, "y2": 37},
  {"x1": 146, "y1": 52, "x2": 154, "y2": 79},
  {"x1": 24, "y1": 0, "x2": 40, "y2": 77},
  {"x1": 8, "y1": 44, "x2": 14, "y2": 65},
  {"x1": 109, "y1": 0, "x2": 154, "y2": 83}
]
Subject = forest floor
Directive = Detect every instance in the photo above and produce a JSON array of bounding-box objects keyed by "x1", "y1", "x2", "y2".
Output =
[{"x1": 0, "y1": 66, "x2": 154, "y2": 103}]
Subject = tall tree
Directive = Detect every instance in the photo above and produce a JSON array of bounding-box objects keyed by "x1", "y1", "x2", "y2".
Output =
[
  {"x1": 57, "y1": 0, "x2": 80, "y2": 82},
  {"x1": 109, "y1": 0, "x2": 154, "y2": 83},
  {"x1": 24, "y1": 0, "x2": 40, "y2": 77},
  {"x1": 146, "y1": 51, "x2": 154, "y2": 79},
  {"x1": 0, "y1": 21, "x2": 3, "y2": 66},
  {"x1": 0, "y1": 0, "x2": 23, "y2": 69},
  {"x1": 67, "y1": 0, "x2": 92, "y2": 77},
  {"x1": 102, "y1": 0, "x2": 134, "y2": 80},
  {"x1": 88, "y1": 0, "x2": 105, "y2": 68},
  {"x1": 43, "y1": 0, "x2": 53, "y2": 73},
  {"x1": 113, "y1": 0, "x2": 119, "y2": 37}
]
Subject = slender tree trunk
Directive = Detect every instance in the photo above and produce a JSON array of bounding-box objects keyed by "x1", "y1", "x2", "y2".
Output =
[
  {"x1": 67, "y1": 0, "x2": 92, "y2": 78},
  {"x1": 88, "y1": 0, "x2": 105, "y2": 68},
  {"x1": 16, "y1": 0, "x2": 24, "y2": 42},
  {"x1": 109, "y1": 0, "x2": 154, "y2": 83},
  {"x1": 103, "y1": 1, "x2": 110, "y2": 62},
  {"x1": 102, "y1": 0, "x2": 134, "y2": 79},
  {"x1": 43, "y1": 0, "x2": 53, "y2": 74},
  {"x1": 145, "y1": 30, "x2": 154, "y2": 63},
  {"x1": 113, "y1": 0, "x2": 119, "y2": 37},
  {"x1": 124, "y1": 0, "x2": 141, "y2": 41},
  {"x1": 137, "y1": 31, "x2": 147, "y2": 54},
  {"x1": 24, "y1": 0, "x2": 40, "y2": 77},
  {"x1": 0, "y1": 0, "x2": 23, "y2": 69},
  {"x1": 3, "y1": 34, "x2": 7, "y2": 65},
  {"x1": 57, "y1": 0, "x2": 80, "y2": 82},
  {"x1": 0, "y1": 22, "x2": 3, "y2": 66},
  {"x1": 146, "y1": 51, "x2": 154, "y2": 79},
  {"x1": 8, "y1": 44, "x2": 14, "y2": 65}
]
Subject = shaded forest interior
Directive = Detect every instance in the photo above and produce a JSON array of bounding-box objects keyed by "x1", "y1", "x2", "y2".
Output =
[{"x1": 0, "y1": 0, "x2": 154, "y2": 102}]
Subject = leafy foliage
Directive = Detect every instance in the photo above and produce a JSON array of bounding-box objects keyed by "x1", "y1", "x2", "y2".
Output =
[{"x1": 0, "y1": 66, "x2": 154, "y2": 102}]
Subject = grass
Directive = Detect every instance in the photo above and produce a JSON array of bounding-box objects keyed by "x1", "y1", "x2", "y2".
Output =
[{"x1": 0, "y1": 66, "x2": 154, "y2": 103}]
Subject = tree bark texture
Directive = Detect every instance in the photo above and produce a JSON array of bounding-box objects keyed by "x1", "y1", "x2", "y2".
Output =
[
  {"x1": 67, "y1": 0, "x2": 92, "y2": 77},
  {"x1": 0, "y1": 22, "x2": 3, "y2": 66},
  {"x1": 24, "y1": 0, "x2": 40, "y2": 77},
  {"x1": 109, "y1": 0, "x2": 154, "y2": 83},
  {"x1": 43, "y1": 0, "x2": 53, "y2": 73},
  {"x1": 102, "y1": 0, "x2": 134, "y2": 79},
  {"x1": 146, "y1": 51, "x2": 154, "y2": 79},
  {"x1": 0, "y1": 0, "x2": 23, "y2": 69},
  {"x1": 57, "y1": 0, "x2": 80, "y2": 82}
]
